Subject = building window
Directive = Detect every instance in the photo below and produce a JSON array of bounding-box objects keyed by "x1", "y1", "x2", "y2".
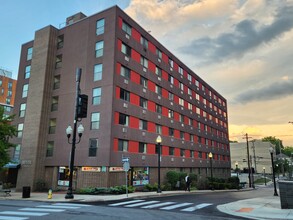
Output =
[
  {"x1": 168, "y1": 109, "x2": 174, "y2": 119},
  {"x1": 22, "y1": 84, "x2": 29, "y2": 98},
  {"x1": 95, "y1": 41, "x2": 104, "y2": 57},
  {"x1": 6, "y1": 98, "x2": 11, "y2": 104},
  {"x1": 178, "y1": 66, "x2": 183, "y2": 75},
  {"x1": 140, "y1": 97, "x2": 148, "y2": 109},
  {"x1": 51, "y1": 96, "x2": 58, "y2": 111},
  {"x1": 188, "y1": 102, "x2": 192, "y2": 110},
  {"x1": 190, "y1": 150, "x2": 194, "y2": 158},
  {"x1": 46, "y1": 141, "x2": 54, "y2": 157},
  {"x1": 139, "y1": 119, "x2": 147, "y2": 130},
  {"x1": 140, "y1": 56, "x2": 148, "y2": 68},
  {"x1": 118, "y1": 139, "x2": 128, "y2": 152},
  {"x1": 179, "y1": 82, "x2": 184, "y2": 91},
  {"x1": 121, "y1": 65, "x2": 130, "y2": 79},
  {"x1": 169, "y1": 147, "x2": 174, "y2": 156},
  {"x1": 156, "y1": 104, "x2": 162, "y2": 114},
  {"x1": 179, "y1": 114, "x2": 184, "y2": 122},
  {"x1": 156, "y1": 48, "x2": 162, "y2": 59},
  {"x1": 198, "y1": 151, "x2": 202, "y2": 158},
  {"x1": 3, "y1": 106, "x2": 11, "y2": 112},
  {"x1": 139, "y1": 142, "x2": 147, "y2": 153},
  {"x1": 92, "y1": 87, "x2": 102, "y2": 105},
  {"x1": 140, "y1": 77, "x2": 148, "y2": 88},
  {"x1": 54, "y1": 75, "x2": 60, "y2": 89},
  {"x1": 180, "y1": 131, "x2": 184, "y2": 140},
  {"x1": 120, "y1": 88, "x2": 130, "y2": 101},
  {"x1": 49, "y1": 118, "x2": 57, "y2": 134},
  {"x1": 169, "y1": 127, "x2": 174, "y2": 136},
  {"x1": 179, "y1": 98, "x2": 184, "y2": 106},
  {"x1": 190, "y1": 134, "x2": 194, "y2": 142},
  {"x1": 180, "y1": 149, "x2": 185, "y2": 157},
  {"x1": 19, "y1": 103, "x2": 26, "y2": 118},
  {"x1": 96, "y1": 18, "x2": 105, "y2": 35},
  {"x1": 27, "y1": 47, "x2": 33, "y2": 60},
  {"x1": 140, "y1": 36, "x2": 148, "y2": 49},
  {"x1": 121, "y1": 43, "x2": 131, "y2": 57},
  {"x1": 91, "y1": 112, "x2": 100, "y2": 130},
  {"x1": 57, "y1": 35, "x2": 64, "y2": 49},
  {"x1": 156, "y1": 124, "x2": 162, "y2": 134},
  {"x1": 8, "y1": 82, "x2": 12, "y2": 90},
  {"x1": 89, "y1": 138, "x2": 98, "y2": 157},
  {"x1": 55, "y1": 55, "x2": 62, "y2": 68},
  {"x1": 122, "y1": 21, "x2": 132, "y2": 36},
  {"x1": 168, "y1": 58, "x2": 174, "y2": 68},
  {"x1": 13, "y1": 144, "x2": 21, "y2": 161},
  {"x1": 25, "y1": 65, "x2": 31, "y2": 79},
  {"x1": 155, "y1": 66, "x2": 162, "y2": 77},
  {"x1": 155, "y1": 85, "x2": 162, "y2": 95},
  {"x1": 94, "y1": 64, "x2": 103, "y2": 81},
  {"x1": 168, "y1": 75, "x2": 174, "y2": 84},
  {"x1": 169, "y1": 92, "x2": 174, "y2": 101},
  {"x1": 119, "y1": 113, "x2": 129, "y2": 126},
  {"x1": 187, "y1": 73, "x2": 192, "y2": 82},
  {"x1": 17, "y1": 123, "x2": 24, "y2": 138}
]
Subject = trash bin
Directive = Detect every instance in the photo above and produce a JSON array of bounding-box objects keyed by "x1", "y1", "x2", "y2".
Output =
[
  {"x1": 279, "y1": 181, "x2": 293, "y2": 209},
  {"x1": 22, "y1": 186, "x2": 31, "y2": 198}
]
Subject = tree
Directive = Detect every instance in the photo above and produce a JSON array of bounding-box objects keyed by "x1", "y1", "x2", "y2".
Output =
[
  {"x1": 282, "y1": 147, "x2": 293, "y2": 158},
  {"x1": 262, "y1": 136, "x2": 284, "y2": 154},
  {"x1": 0, "y1": 106, "x2": 17, "y2": 168}
]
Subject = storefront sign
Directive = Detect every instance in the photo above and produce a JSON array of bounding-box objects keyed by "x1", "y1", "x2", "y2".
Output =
[
  {"x1": 109, "y1": 167, "x2": 124, "y2": 172},
  {"x1": 81, "y1": 167, "x2": 101, "y2": 172}
]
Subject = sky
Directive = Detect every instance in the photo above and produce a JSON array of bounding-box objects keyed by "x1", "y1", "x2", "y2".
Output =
[{"x1": 1, "y1": 0, "x2": 293, "y2": 146}]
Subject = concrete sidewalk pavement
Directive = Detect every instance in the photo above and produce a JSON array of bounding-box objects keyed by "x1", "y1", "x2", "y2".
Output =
[{"x1": 1, "y1": 188, "x2": 293, "y2": 219}]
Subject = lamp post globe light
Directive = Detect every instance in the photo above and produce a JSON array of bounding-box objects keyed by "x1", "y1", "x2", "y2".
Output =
[
  {"x1": 269, "y1": 146, "x2": 278, "y2": 196},
  {"x1": 208, "y1": 152, "x2": 213, "y2": 190},
  {"x1": 156, "y1": 135, "x2": 162, "y2": 193},
  {"x1": 263, "y1": 167, "x2": 266, "y2": 186}
]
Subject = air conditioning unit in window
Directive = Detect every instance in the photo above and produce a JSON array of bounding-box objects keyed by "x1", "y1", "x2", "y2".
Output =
[
  {"x1": 143, "y1": 67, "x2": 147, "y2": 72},
  {"x1": 158, "y1": 115, "x2": 161, "y2": 119},
  {"x1": 171, "y1": 120, "x2": 173, "y2": 123},
  {"x1": 170, "y1": 102, "x2": 173, "y2": 106},
  {"x1": 181, "y1": 106, "x2": 184, "y2": 111},
  {"x1": 158, "y1": 96, "x2": 161, "y2": 100},
  {"x1": 158, "y1": 58, "x2": 161, "y2": 63},
  {"x1": 142, "y1": 131, "x2": 145, "y2": 136},
  {"x1": 126, "y1": 34, "x2": 130, "y2": 39},
  {"x1": 142, "y1": 109, "x2": 146, "y2": 114},
  {"x1": 181, "y1": 123, "x2": 184, "y2": 127},
  {"x1": 171, "y1": 158, "x2": 174, "y2": 162},
  {"x1": 182, "y1": 140, "x2": 184, "y2": 144},
  {"x1": 142, "y1": 155, "x2": 146, "y2": 160},
  {"x1": 124, "y1": 79, "x2": 129, "y2": 84},
  {"x1": 125, "y1": 56, "x2": 129, "y2": 62},
  {"x1": 122, "y1": 127, "x2": 127, "y2": 133},
  {"x1": 158, "y1": 77, "x2": 161, "y2": 81},
  {"x1": 171, "y1": 138, "x2": 174, "y2": 142},
  {"x1": 143, "y1": 88, "x2": 146, "y2": 93},
  {"x1": 170, "y1": 84, "x2": 173, "y2": 88},
  {"x1": 170, "y1": 67, "x2": 173, "y2": 71},
  {"x1": 123, "y1": 103, "x2": 128, "y2": 108},
  {"x1": 182, "y1": 158, "x2": 185, "y2": 162}
]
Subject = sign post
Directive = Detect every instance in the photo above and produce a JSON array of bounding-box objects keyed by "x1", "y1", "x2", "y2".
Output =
[{"x1": 122, "y1": 157, "x2": 130, "y2": 197}]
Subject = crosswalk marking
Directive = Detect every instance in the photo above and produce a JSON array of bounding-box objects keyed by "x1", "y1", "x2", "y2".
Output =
[
  {"x1": 160, "y1": 202, "x2": 193, "y2": 210},
  {"x1": 20, "y1": 208, "x2": 65, "y2": 212},
  {"x1": 181, "y1": 203, "x2": 212, "y2": 212},
  {"x1": 37, "y1": 205, "x2": 81, "y2": 209},
  {"x1": 0, "y1": 217, "x2": 28, "y2": 220},
  {"x1": 109, "y1": 200, "x2": 145, "y2": 206},
  {"x1": 53, "y1": 203, "x2": 91, "y2": 207},
  {"x1": 125, "y1": 201, "x2": 160, "y2": 207},
  {"x1": 141, "y1": 202, "x2": 176, "y2": 209},
  {"x1": 0, "y1": 211, "x2": 48, "y2": 216}
]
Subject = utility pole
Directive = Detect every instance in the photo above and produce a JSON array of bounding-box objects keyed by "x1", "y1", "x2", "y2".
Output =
[
  {"x1": 251, "y1": 140, "x2": 257, "y2": 173},
  {"x1": 244, "y1": 133, "x2": 252, "y2": 188}
]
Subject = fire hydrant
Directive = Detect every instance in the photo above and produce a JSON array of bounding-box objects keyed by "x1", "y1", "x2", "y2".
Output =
[{"x1": 48, "y1": 189, "x2": 52, "y2": 199}]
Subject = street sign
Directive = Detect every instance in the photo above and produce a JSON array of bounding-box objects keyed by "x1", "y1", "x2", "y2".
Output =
[
  {"x1": 122, "y1": 157, "x2": 129, "y2": 163},
  {"x1": 123, "y1": 162, "x2": 130, "y2": 171}
]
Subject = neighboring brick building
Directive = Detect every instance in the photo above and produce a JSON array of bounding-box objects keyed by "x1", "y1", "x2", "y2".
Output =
[
  {"x1": 11, "y1": 6, "x2": 230, "y2": 191},
  {"x1": 0, "y1": 68, "x2": 16, "y2": 117}
]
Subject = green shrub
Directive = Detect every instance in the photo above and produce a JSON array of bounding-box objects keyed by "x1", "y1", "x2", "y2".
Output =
[
  {"x1": 166, "y1": 171, "x2": 179, "y2": 189},
  {"x1": 75, "y1": 185, "x2": 135, "y2": 195}
]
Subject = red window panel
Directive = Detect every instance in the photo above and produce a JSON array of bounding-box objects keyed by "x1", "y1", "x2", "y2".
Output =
[
  {"x1": 162, "y1": 126, "x2": 168, "y2": 136},
  {"x1": 129, "y1": 141, "x2": 138, "y2": 153},
  {"x1": 148, "y1": 81, "x2": 156, "y2": 92},
  {"x1": 116, "y1": 63, "x2": 121, "y2": 75},
  {"x1": 162, "y1": 107, "x2": 168, "y2": 117},
  {"x1": 174, "y1": 112, "x2": 179, "y2": 121},
  {"x1": 184, "y1": 133, "x2": 189, "y2": 141},
  {"x1": 185, "y1": 150, "x2": 190, "y2": 158},
  {"x1": 174, "y1": 78, "x2": 179, "y2": 88},
  {"x1": 118, "y1": 17, "x2": 123, "y2": 29},
  {"x1": 148, "y1": 121, "x2": 156, "y2": 132},
  {"x1": 200, "y1": 123, "x2": 204, "y2": 130},
  {"x1": 174, "y1": 95, "x2": 179, "y2": 104},
  {"x1": 113, "y1": 138, "x2": 118, "y2": 151},
  {"x1": 194, "y1": 151, "x2": 199, "y2": 158},
  {"x1": 117, "y1": 39, "x2": 122, "y2": 51},
  {"x1": 184, "y1": 116, "x2": 188, "y2": 124},
  {"x1": 184, "y1": 85, "x2": 188, "y2": 94},
  {"x1": 129, "y1": 116, "x2": 139, "y2": 129},
  {"x1": 131, "y1": 71, "x2": 140, "y2": 84},
  {"x1": 162, "y1": 70, "x2": 168, "y2": 81},
  {"x1": 115, "y1": 87, "x2": 120, "y2": 99},
  {"x1": 132, "y1": 28, "x2": 141, "y2": 43},
  {"x1": 183, "y1": 70, "x2": 188, "y2": 79},
  {"x1": 114, "y1": 112, "x2": 119, "y2": 124},
  {"x1": 174, "y1": 129, "x2": 180, "y2": 139},
  {"x1": 148, "y1": 41, "x2": 156, "y2": 54},
  {"x1": 148, "y1": 100, "x2": 155, "y2": 112},
  {"x1": 148, "y1": 143, "x2": 156, "y2": 154},
  {"x1": 162, "y1": 88, "x2": 168, "y2": 99},
  {"x1": 174, "y1": 148, "x2": 180, "y2": 157},
  {"x1": 162, "y1": 146, "x2": 168, "y2": 156},
  {"x1": 173, "y1": 62, "x2": 178, "y2": 72},
  {"x1": 162, "y1": 52, "x2": 168, "y2": 64},
  {"x1": 131, "y1": 49, "x2": 141, "y2": 63},
  {"x1": 148, "y1": 61, "x2": 156, "y2": 73},
  {"x1": 184, "y1": 100, "x2": 188, "y2": 109},
  {"x1": 130, "y1": 93, "x2": 139, "y2": 106}
]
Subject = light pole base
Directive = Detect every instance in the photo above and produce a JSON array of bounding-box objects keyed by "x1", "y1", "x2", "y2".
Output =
[
  {"x1": 274, "y1": 192, "x2": 279, "y2": 196},
  {"x1": 157, "y1": 188, "x2": 162, "y2": 193},
  {"x1": 65, "y1": 193, "x2": 74, "y2": 199}
]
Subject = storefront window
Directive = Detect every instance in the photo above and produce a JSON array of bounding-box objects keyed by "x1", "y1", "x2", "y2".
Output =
[{"x1": 132, "y1": 167, "x2": 149, "y2": 186}]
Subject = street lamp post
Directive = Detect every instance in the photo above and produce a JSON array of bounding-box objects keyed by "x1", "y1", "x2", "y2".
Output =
[
  {"x1": 156, "y1": 135, "x2": 162, "y2": 193},
  {"x1": 235, "y1": 162, "x2": 239, "y2": 178},
  {"x1": 269, "y1": 146, "x2": 278, "y2": 196},
  {"x1": 263, "y1": 167, "x2": 266, "y2": 186},
  {"x1": 208, "y1": 152, "x2": 213, "y2": 190},
  {"x1": 65, "y1": 68, "x2": 85, "y2": 199}
]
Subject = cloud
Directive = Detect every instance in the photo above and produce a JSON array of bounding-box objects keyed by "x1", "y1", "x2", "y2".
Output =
[
  {"x1": 180, "y1": 4, "x2": 293, "y2": 63},
  {"x1": 234, "y1": 78, "x2": 293, "y2": 103}
]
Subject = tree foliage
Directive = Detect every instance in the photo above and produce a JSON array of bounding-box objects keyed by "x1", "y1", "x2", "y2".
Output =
[
  {"x1": 0, "y1": 106, "x2": 17, "y2": 168},
  {"x1": 262, "y1": 136, "x2": 284, "y2": 154}
]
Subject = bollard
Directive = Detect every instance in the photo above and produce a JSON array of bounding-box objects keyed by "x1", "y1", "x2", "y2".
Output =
[{"x1": 48, "y1": 189, "x2": 52, "y2": 199}]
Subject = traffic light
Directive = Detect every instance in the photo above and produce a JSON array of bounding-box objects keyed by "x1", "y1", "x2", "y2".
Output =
[{"x1": 77, "y1": 94, "x2": 88, "y2": 118}]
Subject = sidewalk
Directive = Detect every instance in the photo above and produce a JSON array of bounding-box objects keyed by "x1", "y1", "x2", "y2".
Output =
[{"x1": 1, "y1": 187, "x2": 292, "y2": 219}]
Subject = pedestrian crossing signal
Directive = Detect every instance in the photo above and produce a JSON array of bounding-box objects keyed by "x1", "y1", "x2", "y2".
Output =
[{"x1": 77, "y1": 94, "x2": 88, "y2": 118}]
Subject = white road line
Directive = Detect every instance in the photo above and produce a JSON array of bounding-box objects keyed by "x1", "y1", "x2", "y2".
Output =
[
  {"x1": 0, "y1": 217, "x2": 28, "y2": 220},
  {"x1": 20, "y1": 208, "x2": 65, "y2": 212},
  {"x1": 141, "y1": 202, "x2": 176, "y2": 209},
  {"x1": 109, "y1": 200, "x2": 145, "y2": 206},
  {"x1": 53, "y1": 203, "x2": 91, "y2": 207},
  {"x1": 0, "y1": 211, "x2": 48, "y2": 216},
  {"x1": 181, "y1": 203, "x2": 213, "y2": 212},
  {"x1": 125, "y1": 201, "x2": 160, "y2": 207},
  {"x1": 160, "y1": 203, "x2": 193, "y2": 210},
  {"x1": 37, "y1": 205, "x2": 80, "y2": 209}
]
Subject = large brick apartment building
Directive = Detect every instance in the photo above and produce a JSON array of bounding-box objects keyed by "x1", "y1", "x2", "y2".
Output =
[
  {"x1": 0, "y1": 68, "x2": 16, "y2": 117},
  {"x1": 11, "y1": 6, "x2": 230, "y2": 191}
]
